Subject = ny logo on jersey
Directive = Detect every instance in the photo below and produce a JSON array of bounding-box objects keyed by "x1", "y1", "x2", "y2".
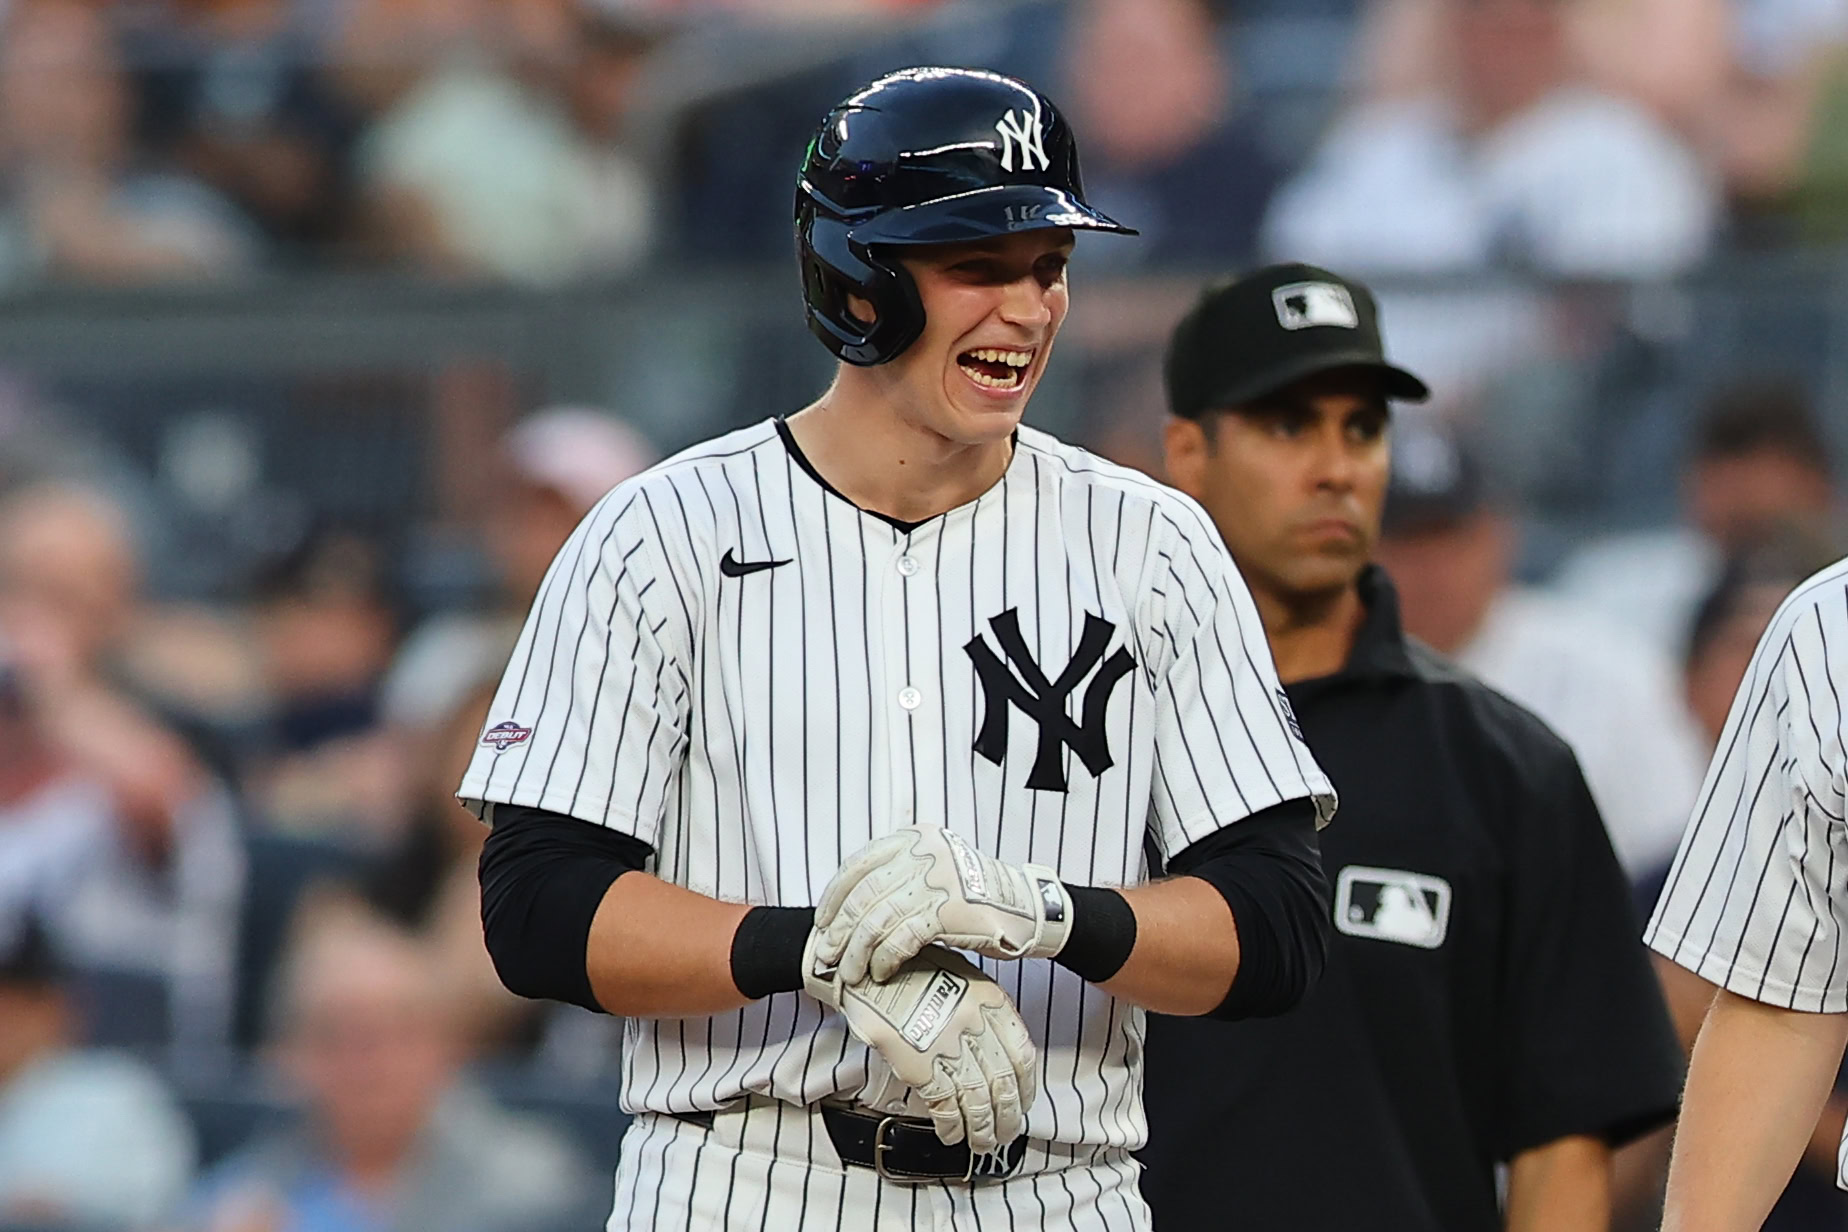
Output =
[
  {"x1": 994, "y1": 107, "x2": 1049, "y2": 173},
  {"x1": 965, "y1": 608, "x2": 1135, "y2": 793}
]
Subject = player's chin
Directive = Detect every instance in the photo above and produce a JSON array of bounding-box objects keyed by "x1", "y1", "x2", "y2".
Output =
[{"x1": 1280, "y1": 548, "x2": 1366, "y2": 597}]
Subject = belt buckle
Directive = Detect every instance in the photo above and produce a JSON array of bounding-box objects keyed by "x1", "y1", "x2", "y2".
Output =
[{"x1": 872, "y1": 1115, "x2": 975, "y2": 1185}]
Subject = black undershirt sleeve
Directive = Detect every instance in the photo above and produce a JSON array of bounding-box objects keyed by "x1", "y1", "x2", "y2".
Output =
[
  {"x1": 476, "y1": 803, "x2": 653, "y2": 1014},
  {"x1": 1164, "y1": 797, "x2": 1330, "y2": 1021},
  {"x1": 478, "y1": 799, "x2": 1328, "y2": 1018}
]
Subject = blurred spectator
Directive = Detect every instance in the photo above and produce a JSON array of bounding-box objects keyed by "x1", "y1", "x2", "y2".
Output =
[
  {"x1": 380, "y1": 406, "x2": 655, "y2": 737},
  {"x1": 185, "y1": 898, "x2": 597, "y2": 1232},
  {"x1": 1555, "y1": 382, "x2": 1838, "y2": 656},
  {"x1": 1568, "y1": 0, "x2": 1733, "y2": 139},
  {"x1": 0, "y1": 482, "x2": 244, "y2": 1064},
  {"x1": 0, "y1": 0, "x2": 262, "y2": 285},
  {"x1": 1362, "y1": 0, "x2": 1735, "y2": 138},
  {"x1": 1264, "y1": 0, "x2": 1717, "y2": 278},
  {"x1": 0, "y1": 913, "x2": 195, "y2": 1229},
  {"x1": 1057, "y1": 0, "x2": 1279, "y2": 271},
  {"x1": 363, "y1": 680, "x2": 536, "y2": 1055},
  {"x1": 247, "y1": 529, "x2": 406, "y2": 845},
  {"x1": 1682, "y1": 531, "x2": 1838, "y2": 749},
  {"x1": 367, "y1": 408, "x2": 649, "y2": 1061},
  {"x1": 564, "y1": 1, "x2": 668, "y2": 262},
  {"x1": 128, "y1": 0, "x2": 362, "y2": 262},
  {"x1": 362, "y1": 682, "x2": 494, "y2": 935},
  {"x1": 668, "y1": 0, "x2": 941, "y2": 12},
  {"x1": 350, "y1": 0, "x2": 661, "y2": 283},
  {"x1": 1373, "y1": 417, "x2": 1707, "y2": 880},
  {"x1": 0, "y1": 480, "x2": 140, "y2": 673}
]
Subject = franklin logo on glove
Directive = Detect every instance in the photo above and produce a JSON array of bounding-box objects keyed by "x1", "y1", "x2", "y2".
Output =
[
  {"x1": 945, "y1": 831, "x2": 992, "y2": 902},
  {"x1": 903, "y1": 971, "x2": 969, "y2": 1048},
  {"x1": 802, "y1": 934, "x2": 1039, "y2": 1154}
]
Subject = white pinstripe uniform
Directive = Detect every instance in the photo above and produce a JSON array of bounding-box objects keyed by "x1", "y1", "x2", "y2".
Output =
[
  {"x1": 1647, "y1": 555, "x2": 1848, "y2": 1186},
  {"x1": 459, "y1": 417, "x2": 1335, "y2": 1230}
]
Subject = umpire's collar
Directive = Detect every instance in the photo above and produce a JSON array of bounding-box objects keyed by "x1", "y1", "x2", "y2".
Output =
[{"x1": 1299, "y1": 565, "x2": 1419, "y2": 690}]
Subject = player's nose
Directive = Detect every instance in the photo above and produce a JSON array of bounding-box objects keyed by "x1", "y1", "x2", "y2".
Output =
[
  {"x1": 1309, "y1": 430, "x2": 1360, "y2": 492},
  {"x1": 995, "y1": 275, "x2": 1053, "y2": 332}
]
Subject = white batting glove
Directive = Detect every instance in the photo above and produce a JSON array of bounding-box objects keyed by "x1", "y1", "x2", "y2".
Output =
[
  {"x1": 804, "y1": 931, "x2": 1038, "y2": 1153},
  {"x1": 814, "y1": 825, "x2": 1073, "y2": 984}
]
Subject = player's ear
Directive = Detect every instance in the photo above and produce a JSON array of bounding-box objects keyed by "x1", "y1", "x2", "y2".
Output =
[
  {"x1": 1163, "y1": 415, "x2": 1211, "y2": 499},
  {"x1": 846, "y1": 293, "x2": 877, "y2": 326}
]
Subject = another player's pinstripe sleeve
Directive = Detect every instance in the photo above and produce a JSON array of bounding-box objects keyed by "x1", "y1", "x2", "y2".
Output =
[
  {"x1": 1145, "y1": 503, "x2": 1337, "y2": 861},
  {"x1": 1647, "y1": 567, "x2": 1848, "y2": 1012},
  {"x1": 457, "y1": 484, "x2": 691, "y2": 846}
]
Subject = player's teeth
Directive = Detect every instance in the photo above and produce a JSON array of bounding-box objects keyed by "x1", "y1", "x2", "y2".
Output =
[{"x1": 961, "y1": 364, "x2": 1021, "y2": 390}]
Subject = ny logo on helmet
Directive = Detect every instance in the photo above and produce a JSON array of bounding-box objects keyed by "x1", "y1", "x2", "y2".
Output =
[{"x1": 995, "y1": 108, "x2": 1049, "y2": 173}]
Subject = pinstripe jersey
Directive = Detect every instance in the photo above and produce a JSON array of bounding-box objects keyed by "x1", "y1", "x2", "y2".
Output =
[
  {"x1": 1649, "y1": 559, "x2": 1848, "y2": 1061},
  {"x1": 459, "y1": 417, "x2": 1335, "y2": 1151}
]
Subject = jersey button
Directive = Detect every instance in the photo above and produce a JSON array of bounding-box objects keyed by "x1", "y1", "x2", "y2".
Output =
[
  {"x1": 897, "y1": 555, "x2": 920, "y2": 577},
  {"x1": 897, "y1": 687, "x2": 922, "y2": 711}
]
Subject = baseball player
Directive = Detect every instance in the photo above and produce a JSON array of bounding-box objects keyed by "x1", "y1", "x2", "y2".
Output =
[
  {"x1": 457, "y1": 67, "x2": 1337, "y2": 1230},
  {"x1": 1649, "y1": 556, "x2": 1848, "y2": 1230}
]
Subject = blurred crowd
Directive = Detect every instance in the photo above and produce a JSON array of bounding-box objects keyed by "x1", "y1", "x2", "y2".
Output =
[
  {"x1": 0, "y1": 401, "x2": 657, "y2": 1232},
  {"x1": 0, "y1": 0, "x2": 1844, "y2": 1229},
  {"x1": 2, "y1": 0, "x2": 1848, "y2": 288}
]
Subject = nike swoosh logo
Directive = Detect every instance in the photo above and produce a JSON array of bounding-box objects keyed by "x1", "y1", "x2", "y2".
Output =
[{"x1": 720, "y1": 548, "x2": 790, "y2": 577}]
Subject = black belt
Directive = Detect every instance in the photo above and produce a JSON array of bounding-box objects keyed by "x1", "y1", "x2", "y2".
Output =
[{"x1": 668, "y1": 1104, "x2": 1027, "y2": 1183}]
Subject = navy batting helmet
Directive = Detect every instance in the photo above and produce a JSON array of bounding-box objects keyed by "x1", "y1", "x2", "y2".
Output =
[{"x1": 795, "y1": 66, "x2": 1136, "y2": 367}]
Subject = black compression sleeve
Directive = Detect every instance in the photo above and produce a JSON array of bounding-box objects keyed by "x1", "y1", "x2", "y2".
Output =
[
  {"x1": 1166, "y1": 798, "x2": 1330, "y2": 1021},
  {"x1": 476, "y1": 803, "x2": 652, "y2": 1013}
]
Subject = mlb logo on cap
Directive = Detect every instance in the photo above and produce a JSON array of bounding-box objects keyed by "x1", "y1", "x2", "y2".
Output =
[
  {"x1": 1163, "y1": 262, "x2": 1429, "y2": 418},
  {"x1": 1272, "y1": 282, "x2": 1360, "y2": 331}
]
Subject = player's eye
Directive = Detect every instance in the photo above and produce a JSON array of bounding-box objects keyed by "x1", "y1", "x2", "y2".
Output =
[
  {"x1": 1262, "y1": 409, "x2": 1311, "y2": 438},
  {"x1": 1346, "y1": 413, "x2": 1387, "y2": 444},
  {"x1": 1034, "y1": 257, "x2": 1069, "y2": 288},
  {"x1": 948, "y1": 259, "x2": 1003, "y2": 281}
]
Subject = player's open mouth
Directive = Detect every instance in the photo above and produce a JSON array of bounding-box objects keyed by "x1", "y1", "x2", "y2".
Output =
[{"x1": 957, "y1": 347, "x2": 1033, "y2": 392}]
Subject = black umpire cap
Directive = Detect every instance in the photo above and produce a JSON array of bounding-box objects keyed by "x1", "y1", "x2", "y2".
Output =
[{"x1": 1165, "y1": 263, "x2": 1430, "y2": 419}]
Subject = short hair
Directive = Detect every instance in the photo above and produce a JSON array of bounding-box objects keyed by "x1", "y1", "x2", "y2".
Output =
[
  {"x1": 1692, "y1": 384, "x2": 1832, "y2": 476},
  {"x1": 264, "y1": 891, "x2": 445, "y2": 1041},
  {"x1": 1685, "y1": 527, "x2": 1839, "y2": 668}
]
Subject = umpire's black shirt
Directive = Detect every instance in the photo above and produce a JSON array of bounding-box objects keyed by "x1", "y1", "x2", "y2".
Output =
[{"x1": 1139, "y1": 567, "x2": 1681, "y2": 1231}]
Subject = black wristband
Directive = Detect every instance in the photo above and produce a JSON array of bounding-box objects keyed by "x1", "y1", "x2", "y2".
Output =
[
  {"x1": 730, "y1": 906, "x2": 817, "y2": 999},
  {"x1": 1055, "y1": 886, "x2": 1138, "y2": 984}
]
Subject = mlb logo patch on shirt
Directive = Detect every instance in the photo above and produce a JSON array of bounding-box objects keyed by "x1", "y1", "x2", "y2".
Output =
[{"x1": 1334, "y1": 866, "x2": 1452, "y2": 949}]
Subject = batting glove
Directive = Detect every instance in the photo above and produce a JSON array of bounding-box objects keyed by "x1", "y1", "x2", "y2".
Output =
[
  {"x1": 804, "y1": 931, "x2": 1038, "y2": 1153},
  {"x1": 813, "y1": 825, "x2": 1073, "y2": 984}
]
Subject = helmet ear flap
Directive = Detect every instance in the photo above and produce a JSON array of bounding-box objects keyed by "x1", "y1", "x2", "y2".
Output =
[{"x1": 798, "y1": 212, "x2": 926, "y2": 366}]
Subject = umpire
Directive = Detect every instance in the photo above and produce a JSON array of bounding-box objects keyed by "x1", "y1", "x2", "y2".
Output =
[{"x1": 1137, "y1": 265, "x2": 1683, "y2": 1230}]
